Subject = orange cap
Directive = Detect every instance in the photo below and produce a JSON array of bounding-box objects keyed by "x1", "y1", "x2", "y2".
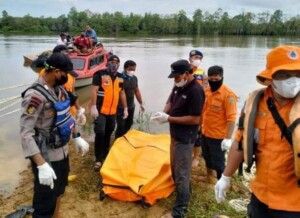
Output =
[{"x1": 257, "y1": 45, "x2": 300, "y2": 86}]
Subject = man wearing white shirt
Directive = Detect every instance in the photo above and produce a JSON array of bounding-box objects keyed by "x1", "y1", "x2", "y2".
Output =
[{"x1": 56, "y1": 33, "x2": 67, "y2": 46}]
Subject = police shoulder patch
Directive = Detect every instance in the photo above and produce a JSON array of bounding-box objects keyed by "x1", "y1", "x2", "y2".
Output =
[{"x1": 26, "y1": 105, "x2": 36, "y2": 114}]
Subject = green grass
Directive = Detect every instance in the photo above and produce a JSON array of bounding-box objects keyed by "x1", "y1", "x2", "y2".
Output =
[{"x1": 133, "y1": 111, "x2": 152, "y2": 132}]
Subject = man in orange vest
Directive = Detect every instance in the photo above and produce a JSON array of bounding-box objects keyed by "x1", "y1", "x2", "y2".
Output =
[
  {"x1": 215, "y1": 45, "x2": 300, "y2": 217},
  {"x1": 200, "y1": 65, "x2": 237, "y2": 183},
  {"x1": 91, "y1": 55, "x2": 128, "y2": 171}
]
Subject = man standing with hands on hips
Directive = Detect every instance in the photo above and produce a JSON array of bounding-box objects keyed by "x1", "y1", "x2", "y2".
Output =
[{"x1": 152, "y1": 60, "x2": 205, "y2": 218}]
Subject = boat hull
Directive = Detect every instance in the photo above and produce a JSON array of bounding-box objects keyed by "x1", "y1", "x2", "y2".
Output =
[
  {"x1": 75, "y1": 77, "x2": 93, "y2": 88},
  {"x1": 25, "y1": 45, "x2": 108, "y2": 88}
]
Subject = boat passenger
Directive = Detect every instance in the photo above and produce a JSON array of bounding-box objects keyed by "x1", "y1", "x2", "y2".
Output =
[
  {"x1": 73, "y1": 32, "x2": 91, "y2": 54},
  {"x1": 85, "y1": 25, "x2": 98, "y2": 48},
  {"x1": 56, "y1": 32, "x2": 67, "y2": 46}
]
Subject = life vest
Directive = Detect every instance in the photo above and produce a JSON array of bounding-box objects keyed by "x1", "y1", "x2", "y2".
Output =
[
  {"x1": 97, "y1": 74, "x2": 123, "y2": 115},
  {"x1": 38, "y1": 69, "x2": 77, "y2": 117},
  {"x1": 243, "y1": 88, "x2": 300, "y2": 180},
  {"x1": 22, "y1": 83, "x2": 75, "y2": 148},
  {"x1": 194, "y1": 68, "x2": 205, "y2": 86}
]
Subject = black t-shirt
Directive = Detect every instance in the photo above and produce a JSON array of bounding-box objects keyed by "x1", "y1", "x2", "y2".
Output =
[
  {"x1": 117, "y1": 72, "x2": 138, "y2": 109},
  {"x1": 169, "y1": 78, "x2": 205, "y2": 144}
]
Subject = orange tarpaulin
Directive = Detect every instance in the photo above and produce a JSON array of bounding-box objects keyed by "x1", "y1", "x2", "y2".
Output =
[{"x1": 100, "y1": 129, "x2": 175, "y2": 205}]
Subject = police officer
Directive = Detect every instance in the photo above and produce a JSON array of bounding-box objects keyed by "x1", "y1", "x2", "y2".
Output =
[
  {"x1": 20, "y1": 52, "x2": 89, "y2": 218},
  {"x1": 152, "y1": 60, "x2": 205, "y2": 218}
]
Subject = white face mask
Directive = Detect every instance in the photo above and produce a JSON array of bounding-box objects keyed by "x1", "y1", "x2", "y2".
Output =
[
  {"x1": 191, "y1": 59, "x2": 201, "y2": 67},
  {"x1": 272, "y1": 77, "x2": 300, "y2": 98},
  {"x1": 126, "y1": 71, "x2": 134, "y2": 77},
  {"x1": 175, "y1": 78, "x2": 187, "y2": 87}
]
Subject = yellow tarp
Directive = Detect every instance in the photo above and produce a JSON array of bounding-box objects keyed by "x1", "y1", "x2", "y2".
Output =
[{"x1": 100, "y1": 129, "x2": 175, "y2": 205}]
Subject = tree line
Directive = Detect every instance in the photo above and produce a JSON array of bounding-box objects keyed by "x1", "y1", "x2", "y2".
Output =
[{"x1": 1, "y1": 7, "x2": 300, "y2": 36}]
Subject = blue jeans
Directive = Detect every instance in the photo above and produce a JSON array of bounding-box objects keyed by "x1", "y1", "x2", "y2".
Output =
[
  {"x1": 201, "y1": 136, "x2": 225, "y2": 179},
  {"x1": 248, "y1": 193, "x2": 300, "y2": 218},
  {"x1": 170, "y1": 138, "x2": 193, "y2": 218}
]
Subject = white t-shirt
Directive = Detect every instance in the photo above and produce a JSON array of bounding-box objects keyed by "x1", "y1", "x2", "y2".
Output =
[{"x1": 57, "y1": 38, "x2": 67, "y2": 46}]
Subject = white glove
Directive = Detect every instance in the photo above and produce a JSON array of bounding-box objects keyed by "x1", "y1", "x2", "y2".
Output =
[
  {"x1": 74, "y1": 136, "x2": 89, "y2": 156},
  {"x1": 123, "y1": 108, "x2": 129, "y2": 119},
  {"x1": 91, "y1": 105, "x2": 99, "y2": 119},
  {"x1": 140, "y1": 103, "x2": 145, "y2": 113},
  {"x1": 214, "y1": 174, "x2": 231, "y2": 203},
  {"x1": 37, "y1": 162, "x2": 57, "y2": 189},
  {"x1": 76, "y1": 107, "x2": 86, "y2": 125},
  {"x1": 221, "y1": 139, "x2": 232, "y2": 151},
  {"x1": 150, "y1": 112, "x2": 169, "y2": 124}
]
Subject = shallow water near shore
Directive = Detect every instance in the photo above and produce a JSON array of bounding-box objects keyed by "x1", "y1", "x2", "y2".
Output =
[{"x1": 1, "y1": 34, "x2": 299, "y2": 196}]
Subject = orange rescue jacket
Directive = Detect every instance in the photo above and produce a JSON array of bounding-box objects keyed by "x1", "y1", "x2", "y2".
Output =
[
  {"x1": 97, "y1": 75, "x2": 123, "y2": 115},
  {"x1": 236, "y1": 87, "x2": 300, "y2": 211},
  {"x1": 202, "y1": 84, "x2": 237, "y2": 139}
]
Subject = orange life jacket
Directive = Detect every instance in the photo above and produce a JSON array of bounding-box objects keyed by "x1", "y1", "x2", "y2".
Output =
[
  {"x1": 97, "y1": 75, "x2": 123, "y2": 115},
  {"x1": 242, "y1": 87, "x2": 300, "y2": 211}
]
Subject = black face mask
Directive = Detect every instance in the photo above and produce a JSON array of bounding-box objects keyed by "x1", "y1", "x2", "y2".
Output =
[
  {"x1": 55, "y1": 75, "x2": 68, "y2": 86},
  {"x1": 208, "y1": 77, "x2": 223, "y2": 92}
]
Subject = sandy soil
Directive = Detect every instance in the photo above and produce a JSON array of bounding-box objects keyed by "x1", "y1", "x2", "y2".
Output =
[{"x1": 0, "y1": 139, "x2": 178, "y2": 218}]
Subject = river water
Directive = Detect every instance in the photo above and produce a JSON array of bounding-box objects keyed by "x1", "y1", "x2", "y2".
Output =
[{"x1": 0, "y1": 34, "x2": 299, "y2": 196}]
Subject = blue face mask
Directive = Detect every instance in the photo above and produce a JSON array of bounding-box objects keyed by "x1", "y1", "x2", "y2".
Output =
[{"x1": 107, "y1": 63, "x2": 119, "y2": 76}]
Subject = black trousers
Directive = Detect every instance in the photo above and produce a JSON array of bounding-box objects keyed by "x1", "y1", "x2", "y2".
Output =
[
  {"x1": 115, "y1": 107, "x2": 135, "y2": 139},
  {"x1": 248, "y1": 193, "x2": 300, "y2": 218},
  {"x1": 93, "y1": 114, "x2": 116, "y2": 162},
  {"x1": 201, "y1": 136, "x2": 225, "y2": 179},
  {"x1": 31, "y1": 157, "x2": 69, "y2": 218}
]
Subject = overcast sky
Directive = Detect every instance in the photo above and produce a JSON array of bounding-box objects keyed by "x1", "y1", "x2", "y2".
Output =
[{"x1": 1, "y1": 0, "x2": 299, "y2": 18}]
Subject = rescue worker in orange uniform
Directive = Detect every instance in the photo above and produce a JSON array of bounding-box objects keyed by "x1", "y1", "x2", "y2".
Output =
[
  {"x1": 38, "y1": 45, "x2": 86, "y2": 125},
  {"x1": 200, "y1": 65, "x2": 237, "y2": 183},
  {"x1": 91, "y1": 55, "x2": 128, "y2": 171},
  {"x1": 215, "y1": 45, "x2": 300, "y2": 217},
  {"x1": 188, "y1": 49, "x2": 208, "y2": 168}
]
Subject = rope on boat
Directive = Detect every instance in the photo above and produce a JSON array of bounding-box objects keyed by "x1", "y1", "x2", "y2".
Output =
[
  {"x1": 0, "y1": 83, "x2": 30, "y2": 91},
  {"x1": 0, "y1": 99, "x2": 21, "y2": 112},
  {"x1": 0, "y1": 95, "x2": 21, "y2": 104},
  {"x1": 0, "y1": 108, "x2": 20, "y2": 119}
]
